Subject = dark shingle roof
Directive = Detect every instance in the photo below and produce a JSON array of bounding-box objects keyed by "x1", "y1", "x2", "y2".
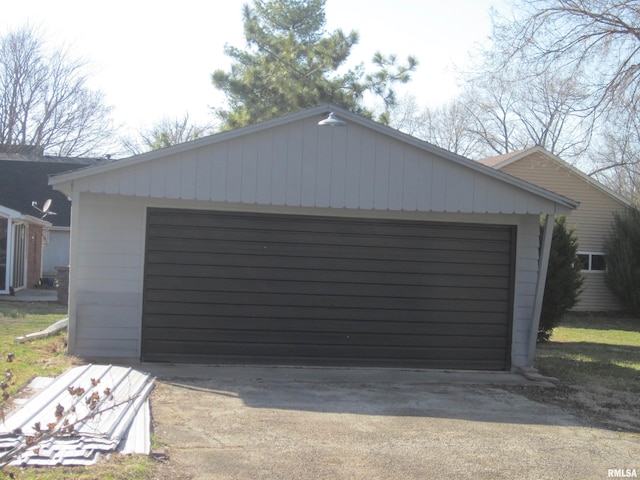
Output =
[
  {"x1": 0, "y1": 160, "x2": 98, "y2": 227},
  {"x1": 0, "y1": 151, "x2": 100, "y2": 165}
]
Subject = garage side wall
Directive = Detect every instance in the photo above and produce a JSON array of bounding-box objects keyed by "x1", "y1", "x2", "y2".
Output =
[
  {"x1": 67, "y1": 193, "x2": 541, "y2": 368},
  {"x1": 511, "y1": 214, "x2": 540, "y2": 367},
  {"x1": 68, "y1": 193, "x2": 146, "y2": 358}
]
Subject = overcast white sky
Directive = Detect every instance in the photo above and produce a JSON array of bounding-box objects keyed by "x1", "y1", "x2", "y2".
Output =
[{"x1": 2, "y1": 0, "x2": 502, "y2": 139}]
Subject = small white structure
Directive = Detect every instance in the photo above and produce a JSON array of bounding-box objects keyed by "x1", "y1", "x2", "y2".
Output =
[
  {"x1": 0, "y1": 205, "x2": 51, "y2": 293},
  {"x1": 42, "y1": 227, "x2": 71, "y2": 277},
  {"x1": 51, "y1": 105, "x2": 577, "y2": 370}
]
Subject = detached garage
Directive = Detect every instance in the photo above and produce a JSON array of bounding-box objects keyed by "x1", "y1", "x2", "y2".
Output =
[{"x1": 51, "y1": 104, "x2": 577, "y2": 371}]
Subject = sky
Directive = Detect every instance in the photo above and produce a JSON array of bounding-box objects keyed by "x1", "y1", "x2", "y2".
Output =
[{"x1": 2, "y1": 0, "x2": 503, "y2": 143}]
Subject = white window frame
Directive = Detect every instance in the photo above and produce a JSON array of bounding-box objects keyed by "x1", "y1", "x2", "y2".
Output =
[
  {"x1": 577, "y1": 251, "x2": 606, "y2": 273},
  {"x1": 12, "y1": 222, "x2": 27, "y2": 291},
  {"x1": 0, "y1": 215, "x2": 9, "y2": 293}
]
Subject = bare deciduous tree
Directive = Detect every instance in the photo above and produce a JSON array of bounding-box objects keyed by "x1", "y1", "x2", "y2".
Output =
[
  {"x1": 388, "y1": 95, "x2": 428, "y2": 138},
  {"x1": 392, "y1": 74, "x2": 592, "y2": 162},
  {"x1": 462, "y1": 76, "x2": 522, "y2": 157},
  {"x1": 390, "y1": 96, "x2": 484, "y2": 158},
  {"x1": 120, "y1": 113, "x2": 214, "y2": 156},
  {"x1": 489, "y1": 0, "x2": 640, "y2": 112},
  {"x1": 479, "y1": 0, "x2": 640, "y2": 193},
  {"x1": 424, "y1": 100, "x2": 484, "y2": 158},
  {"x1": 390, "y1": 1, "x2": 639, "y2": 199},
  {"x1": 466, "y1": 70, "x2": 594, "y2": 160},
  {"x1": 588, "y1": 106, "x2": 640, "y2": 203},
  {"x1": 0, "y1": 26, "x2": 114, "y2": 157}
]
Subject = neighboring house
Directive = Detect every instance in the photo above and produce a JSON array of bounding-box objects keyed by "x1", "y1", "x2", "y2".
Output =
[
  {"x1": 0, "y1": 148, "x2": 99, "y2": 292},
  {"x1": 479, "y1": 146, "x2": 632, "y2": 311},
  {"x1": 50, "y1": 105, "x2": 577, "y2": 371},
  {"x1": 0, "y1": 204, "x2": 51, "y2": 294}
]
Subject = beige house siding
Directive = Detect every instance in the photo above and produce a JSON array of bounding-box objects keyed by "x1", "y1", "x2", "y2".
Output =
[
  {"x1": 578, "y1": 274, "x2": 619, "y2": 312},
  {"x1": 496, "y1": 150, "x2": 627, "y2": 311}
]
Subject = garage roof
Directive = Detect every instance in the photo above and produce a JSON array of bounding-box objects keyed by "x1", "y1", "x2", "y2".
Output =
[{"x1": 50, "y1": 104, "x2": 578, "y2": 215}]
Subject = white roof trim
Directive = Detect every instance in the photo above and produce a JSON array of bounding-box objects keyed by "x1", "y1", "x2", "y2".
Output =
[
  {"x1": 485, "y1": 146, "x2": 631, "y2": 208},
  {"x1": 0, "y1": 205, "x2": 51, "y2": 227},
  {"x1": 50, "y1": 105, "x2": 578, "y2": 210},
  {"x1": 22, "y1": 214, "x2": 53, "y2": 228},
  {"x1": 0, "y1": 204, "x2": 22, "y2": 218}
]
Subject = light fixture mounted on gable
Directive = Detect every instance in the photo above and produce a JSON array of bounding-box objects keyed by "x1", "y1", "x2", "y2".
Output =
[{"x1": 318, "y1": 112, "x2": 346, "y2": 127}]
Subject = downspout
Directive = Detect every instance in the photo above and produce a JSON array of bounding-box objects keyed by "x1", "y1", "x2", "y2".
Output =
[{"x1": 527, "y1": 213, "x2": 554, "y2": 366}]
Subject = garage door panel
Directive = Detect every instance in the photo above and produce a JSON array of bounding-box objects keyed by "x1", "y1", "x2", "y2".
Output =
[
  {"x1": 144, "y1": 289, "x2": 509, "y2": 312},
  {"x1": 146, "y1": 264, "x2": 511, "y2": 288},
  {"x1": 149, "y1": 225, "x2": 512, "y2": 254},
  {"x1": 146, "y1": 252, "x2": 513, "y2": 277},
  {"x1": 144, "y1": 314, "x2": 510, "y2": 336},
  {"x1": 142, "y1": 209, "x2": 515, "y2": 369},
  {"x1": 147, "y1": 238, "x2": 511, "y2": 266},
  {"x1": 141, "y1": 352, "x2": 506, "y2": 370},
  {"x1": 145, "y1": 277, "x2": 509, "y2": 301},
  {"x1": 144, "y1": 328, "x2": 508, "y2": 349},
  {"x1": 144, "y1": 306, "x2": 509, "y2": 324},
  {"x1": 144, "y1": 339, "x2": 508, "y2": 363},
  {"x1": 149, "y1": 211, "x2": 513, "y2": 243}
]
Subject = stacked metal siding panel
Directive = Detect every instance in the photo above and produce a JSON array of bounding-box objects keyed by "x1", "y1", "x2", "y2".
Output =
[{"x1": 0, "y1": 364, "x2": 154, "y2": 467}]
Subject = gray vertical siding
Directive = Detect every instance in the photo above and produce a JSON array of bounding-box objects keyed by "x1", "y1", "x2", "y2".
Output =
[{"x1": 69, "y1": 117, "x2": 566, "y2": 216}]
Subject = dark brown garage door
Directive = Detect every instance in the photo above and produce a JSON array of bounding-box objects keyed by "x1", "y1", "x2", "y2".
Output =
[{"x1": 142, "y1": 208, "x2": 515, "y2": 370}]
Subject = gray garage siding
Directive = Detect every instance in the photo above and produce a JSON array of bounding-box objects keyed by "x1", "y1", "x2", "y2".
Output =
[{"x1": 142, "y1": 208, "x2": 515, "y2": 369}]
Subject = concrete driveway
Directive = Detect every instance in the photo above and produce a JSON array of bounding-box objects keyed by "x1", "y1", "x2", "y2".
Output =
[{"x1": 146, "y1": 365, "x2": 639, "y2": 480}]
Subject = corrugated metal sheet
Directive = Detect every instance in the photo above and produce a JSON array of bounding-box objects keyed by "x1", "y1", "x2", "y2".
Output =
[{"x1": 0, "y1": 364, "x2": 154, "y2": 467}]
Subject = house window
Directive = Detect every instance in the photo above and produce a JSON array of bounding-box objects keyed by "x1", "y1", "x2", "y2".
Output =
[{"x1": 577, "y1": 252, "x2": 606, "y2": 272}]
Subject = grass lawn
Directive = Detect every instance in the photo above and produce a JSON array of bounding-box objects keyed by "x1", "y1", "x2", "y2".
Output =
[
  {"x1": 535, "y1": 313, "x2": 640, "y2": 392},
  {"x1": 0, "y1": 301, "x2": 72, "y2": 404},
  {"x1": 0, "y1": 301, "x2": 156, "y2": 480}
]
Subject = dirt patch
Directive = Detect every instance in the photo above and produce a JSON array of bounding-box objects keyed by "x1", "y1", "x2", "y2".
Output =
[
  {"x1": 501, "y1": 383, "x2": 640, "y2": 434},
  {"x1": 152, "y1": 455, "x2": 194, "y2": 480}
]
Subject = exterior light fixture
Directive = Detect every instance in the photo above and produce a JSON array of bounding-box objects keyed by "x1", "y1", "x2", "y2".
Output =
[{"x1": 318, "y1": 112, "x2": 346, "y2": 127}]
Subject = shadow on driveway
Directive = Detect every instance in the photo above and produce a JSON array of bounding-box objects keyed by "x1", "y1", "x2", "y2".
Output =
[
  {"x1": 144, "y1": 365, "x2": 639, "y2": 480},
  {"x1": 157, "y1": 377, "x2": 573, "y2": 426}
]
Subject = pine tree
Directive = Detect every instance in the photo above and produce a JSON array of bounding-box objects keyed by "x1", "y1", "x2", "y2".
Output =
[
  {"x1": 212, "y1": 0, "x2": 417, "y2": 129},
  {"x1": 539, "y1": 216, "x2": 584, "y2": 341},
  {"x1": 604, "y1": 207, "x2": 640, "y2": 316}
]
